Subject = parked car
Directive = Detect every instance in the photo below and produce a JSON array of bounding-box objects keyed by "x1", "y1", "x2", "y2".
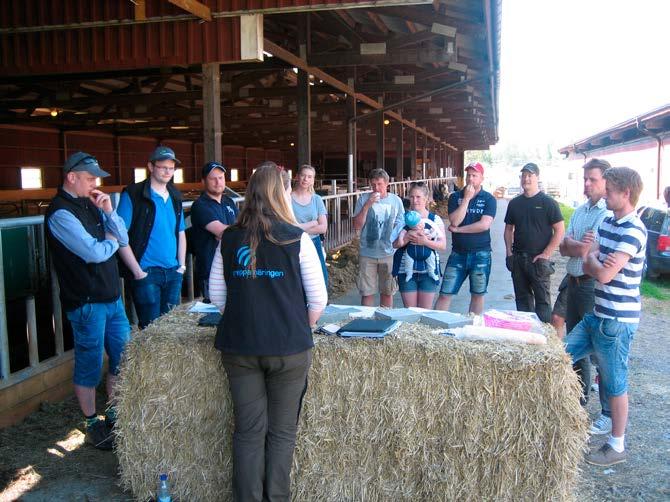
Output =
[
  {"x1": 638, "y1": 206, "x2": 670, "y2": 278},
  {"x1": 506, "y1": 185, "x2": 522, "y2": 197}
]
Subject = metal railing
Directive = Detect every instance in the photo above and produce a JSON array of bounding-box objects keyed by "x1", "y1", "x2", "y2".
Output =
[{"x1": 0, "y1": 177, "x2": 452, "y2": 387}]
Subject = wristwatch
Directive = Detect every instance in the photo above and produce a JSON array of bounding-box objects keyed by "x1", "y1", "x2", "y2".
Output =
[{"x1": 176, "y1": 265, "x2": 186, "y2": 273}]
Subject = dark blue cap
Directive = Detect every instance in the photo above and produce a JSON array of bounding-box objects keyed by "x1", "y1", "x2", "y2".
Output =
[
  {"x1": 149, "y1": 146, "x2": 181, "y2": 164},
  {"x1": 520, "y1": 162, "x2": 540, "y2": 175},
  {"x1": 202, "y1": 161, "x2": 226, "y2": 178},
  {"x1": 63, "y1": 151, "x2": 110, "y2": 177}
]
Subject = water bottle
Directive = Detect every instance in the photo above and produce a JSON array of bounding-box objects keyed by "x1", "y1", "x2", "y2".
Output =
[{"x1": 157, "y1": 473, "x2": 172, "y2": 502}]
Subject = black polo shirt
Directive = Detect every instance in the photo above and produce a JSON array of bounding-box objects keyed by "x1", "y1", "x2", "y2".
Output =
[{"x1": 190, "y1": 192, "x2": 238, "y2": 282}]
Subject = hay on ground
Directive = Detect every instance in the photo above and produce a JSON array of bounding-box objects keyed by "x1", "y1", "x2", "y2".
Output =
[{"x1": 115, "y1": 305, "x2": 588, "y2": 501}]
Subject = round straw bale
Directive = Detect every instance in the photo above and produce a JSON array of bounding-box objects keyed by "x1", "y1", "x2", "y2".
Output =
[{"x1": 115, "y1": 306, "x2": 588, "y2": 501}]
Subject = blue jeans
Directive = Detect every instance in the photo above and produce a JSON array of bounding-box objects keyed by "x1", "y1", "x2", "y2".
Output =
[
  {"x1": 564, "y1": 313, "x2": 637, "y2": 397},
  {"x1": 439, "y1": 250, "x2": 491, "y2": 296},
  {"x1": 66, "y1": 298, "x2": 131, "y2": 387},
  {"x1": 130, "y1": 266, "x2": 183, "y2": 329},
  {"x1": 311, "y1": 236, "x2": 329, "y2": 288}
]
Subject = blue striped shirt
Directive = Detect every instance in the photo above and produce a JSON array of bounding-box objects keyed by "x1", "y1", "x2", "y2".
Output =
[
  {"x1": 565, "y1": 198, "x2": 611, "y2": 277},
  {"x1": 594, "y1": 211, "x2": 647, "y2": 322}
]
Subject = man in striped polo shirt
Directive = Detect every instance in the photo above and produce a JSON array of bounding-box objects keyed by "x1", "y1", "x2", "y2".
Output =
[{"x1": 565, "y1": 167, "x2": 646, "y2": 466}]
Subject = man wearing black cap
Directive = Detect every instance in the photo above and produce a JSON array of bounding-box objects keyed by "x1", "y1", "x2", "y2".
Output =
[
  {"x1": 117, "y1": 146, "x2": 186, "y2": 328},
  {"x1": 189, "y1": 162, "x2": 238, "y2": 301},
  {"x1": 45, "y1": 151, "x2": 131, "y2": 450},
  {"x1": 503, "y1": 162, "x2": 564, "y2": 322}
]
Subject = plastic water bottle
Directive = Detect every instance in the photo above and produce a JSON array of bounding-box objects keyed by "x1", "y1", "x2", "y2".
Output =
[{"x1": 157, "y1": 473, "x2": 172, "y2": 502}]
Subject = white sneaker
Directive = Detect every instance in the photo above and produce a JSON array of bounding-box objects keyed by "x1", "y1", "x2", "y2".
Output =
[{"x1": 589, "y1": 414, "x2": 612, "y2": 435}]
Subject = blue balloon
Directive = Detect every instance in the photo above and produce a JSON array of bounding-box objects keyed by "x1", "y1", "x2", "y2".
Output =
[{"x1": 404, "y1": 210, "x2": 421, "y2": 228}]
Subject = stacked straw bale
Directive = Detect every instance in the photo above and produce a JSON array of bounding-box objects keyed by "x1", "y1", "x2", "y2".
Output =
[{"x1": 115, "y1": 305, "x2": 588, "y2": 501}]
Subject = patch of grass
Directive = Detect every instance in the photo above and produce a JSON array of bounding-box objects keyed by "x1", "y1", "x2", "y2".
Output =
[
  {"x1": 559, "y1": 203, "x2": 575, "y2": 226},
  {"x1": 640, "y1": 276, "x2": 670, "y2": 300}
]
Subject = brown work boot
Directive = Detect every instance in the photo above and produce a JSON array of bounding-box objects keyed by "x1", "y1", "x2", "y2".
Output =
[
  {"x1": 85, "y1": 419, "x2": 114, "y2": 450},
  {"x1": 585, "y1": 443, "x2": 627, "y2": 466}
]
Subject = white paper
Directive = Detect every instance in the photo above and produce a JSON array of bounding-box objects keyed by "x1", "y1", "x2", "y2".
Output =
[{"x1": 188, "y1": 301, "x2": 220, "y2": 313}]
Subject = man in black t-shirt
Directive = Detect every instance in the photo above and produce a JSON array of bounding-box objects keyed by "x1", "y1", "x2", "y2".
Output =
[{"x1": 503, "y1": 163, "x2": 564, "y2": 322}]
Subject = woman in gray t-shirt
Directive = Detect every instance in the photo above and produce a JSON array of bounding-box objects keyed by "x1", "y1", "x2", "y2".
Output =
[{"x1": 291, "y1": 164, "x2": 328, "y2": 285}]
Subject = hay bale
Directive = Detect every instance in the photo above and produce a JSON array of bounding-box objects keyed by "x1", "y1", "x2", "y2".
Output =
[{"x1": 115, "y1": 305, "x2": 588, "y2": 501}]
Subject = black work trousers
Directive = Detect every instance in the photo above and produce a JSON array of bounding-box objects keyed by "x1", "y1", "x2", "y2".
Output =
[
  {"x1": 511, "y1": 253, "x2": 555, "y2": 323},
  {"x1": 221, "y1": 349, "x2": 312, "y2": 502}
]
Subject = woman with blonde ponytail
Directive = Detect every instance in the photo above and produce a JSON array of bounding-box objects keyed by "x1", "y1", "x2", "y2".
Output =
[{"x1": 208, "y1": 161, "x2": 327, "y2": 501}]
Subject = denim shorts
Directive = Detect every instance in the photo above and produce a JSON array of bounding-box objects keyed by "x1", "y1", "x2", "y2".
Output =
[
  {"x1": 564, "y1": 313, "x2": 637, "y2": 397},
  {"x1": 397, "y1": 273, "x2": 439, "y2": 293},
  {"x1": 66, "y1": 297, "x2": 131, "y2": 387},
  {"x1": 439, "y1": 250, "x2": 492, "y2": 296}
]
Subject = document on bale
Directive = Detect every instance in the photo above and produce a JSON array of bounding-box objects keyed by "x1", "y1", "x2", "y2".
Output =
[{"x1": 337, "y1": 318, "x2": 402, "y2": 338}]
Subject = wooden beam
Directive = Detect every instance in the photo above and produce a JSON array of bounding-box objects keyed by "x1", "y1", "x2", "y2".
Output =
[
  {"x1": 167, "y1": 0, "x2": 212, "y2": 22},
  {"x1": 378, "y1": 6, "x2": 483, "y2": 30},
  {"x1": 134, "y1": 0, "x2": 146, "y2": 21},
  {"x1": 308, "y1": 48, "x2": 455, "y2": 67},
  {"x1": 387, "y1": 29, "x2": 442, "y2": 50},
  {"x1": 263, "y1": 39, "x2": 445, "y2": 145},
  {"x1": 366, "y1": 11, "x2": 389, "y2": 35}
]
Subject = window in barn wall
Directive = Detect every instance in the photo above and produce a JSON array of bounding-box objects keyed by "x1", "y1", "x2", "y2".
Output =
[
  {"x1": 173, "y1": 168, "x2": 184, "y2": 183},
  {"x1": 134, "y1": 168, "x2": 148, "y2": 183},
  {"x1": 230, "y1": 169, "x2": 239, "y2": 182},
  {"x1": 96, "y1": 178, "x2": 102, "y2": 187},
  {"x1": 21, "y1": 168, "x2": 43, "y2": 189}
]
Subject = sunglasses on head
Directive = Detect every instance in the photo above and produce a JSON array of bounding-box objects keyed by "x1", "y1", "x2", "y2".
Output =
[{"x1": 66, "y1": 156, "x2": 98, "y2": 173}]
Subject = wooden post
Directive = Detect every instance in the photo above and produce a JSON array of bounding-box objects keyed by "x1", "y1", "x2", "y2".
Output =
[
  {"x1": 26, "y1": 296, "x2": 38, "y2": 367},
  {"x1": 347, "y1": 78, "x2": 356, "y2": 193},
  {"x1": 395, "y1": 122, "x2": 404, "y2": 182},
  {"x1": 410, "y1": 129, "x2": 417, "y2": 180},
  {"x1": 422, "y1": 138, "x2": 428, "y2": 180},
  {"x1": 376, "y1": 105, "x2": 385, "y2": 171},
  {"x1": 202, "y1": 63, "x2": 222, "y2": 163},
  {"x1": 297, "y1": 14, "x2": 311, "y2": 167},
  {"x1": 0, "y1": 235, "x2": 9, "y2": 379}
]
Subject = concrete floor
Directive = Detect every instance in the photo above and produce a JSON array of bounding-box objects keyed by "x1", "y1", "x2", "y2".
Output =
[{"x1": 332, "y1": 198, "x2": 517, "y2": 314}]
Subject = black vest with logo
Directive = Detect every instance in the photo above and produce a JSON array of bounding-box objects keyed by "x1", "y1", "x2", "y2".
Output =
[
  {"x1": 214, "y1": 221, "x2": 313, "y2": 356},
  {"x1": 45, "y1": 188, "x2": 121, "y2": 311},
  {"x1": 119, "y1": 179, "x2": 182, "y2": 277}
]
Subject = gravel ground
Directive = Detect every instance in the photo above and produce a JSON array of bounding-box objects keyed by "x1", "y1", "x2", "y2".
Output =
[{"x1": 1, "y1": 253, "x2": 668, "y2": 501}]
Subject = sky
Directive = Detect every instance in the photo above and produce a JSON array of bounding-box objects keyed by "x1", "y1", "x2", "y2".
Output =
[{"x1": 498, "y1": 0, "x2": 670, "y2": 149}]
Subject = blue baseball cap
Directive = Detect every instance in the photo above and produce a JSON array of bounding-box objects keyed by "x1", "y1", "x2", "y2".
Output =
[
  {"x1": 149, "y1": 146, "x2": 181, "y2": 164},
  {"x1": 63, "y1": 152, "x2": 110, "y2": 177}
]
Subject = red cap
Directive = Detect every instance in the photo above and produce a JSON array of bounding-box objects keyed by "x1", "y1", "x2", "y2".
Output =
[{"x1": 466, "y1": 162, "x2": 484, "y2": 174}]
